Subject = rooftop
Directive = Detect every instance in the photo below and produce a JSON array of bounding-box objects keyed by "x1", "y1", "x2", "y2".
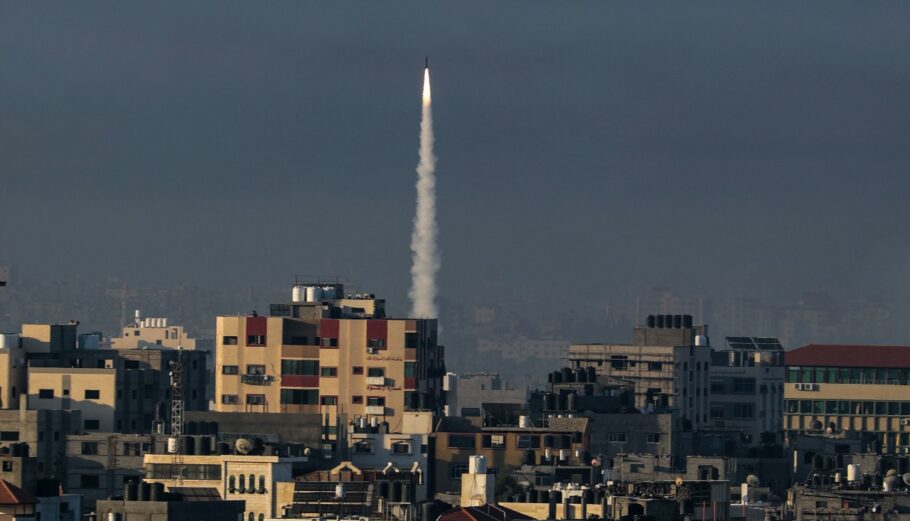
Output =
[
  {"x1": 786, "y1": 344, "x2": 910, "y2": 368},
  {"x1": 0, "y1": 479, "x2": 36, "y2": 505}
]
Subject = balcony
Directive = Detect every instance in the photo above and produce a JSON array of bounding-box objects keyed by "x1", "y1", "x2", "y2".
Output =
[
  {"x1": 366, "y1": 376, "x2": 386, "y2": 386},
  {"x1": 241, "y1": 374, "x2": 273, "y2": 386},
  {"x1": 365, "y1": 405, "x2": 386, "y2": 415}
]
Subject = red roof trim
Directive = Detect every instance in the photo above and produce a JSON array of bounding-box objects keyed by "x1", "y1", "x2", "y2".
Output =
[{"x1": 785, "y1": 344, "x2": 910, "y2": 369}]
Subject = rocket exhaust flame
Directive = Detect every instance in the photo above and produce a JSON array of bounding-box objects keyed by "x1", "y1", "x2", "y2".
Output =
[{"x1": 409, "y1": 62, "x2": 439, "y2": 319}]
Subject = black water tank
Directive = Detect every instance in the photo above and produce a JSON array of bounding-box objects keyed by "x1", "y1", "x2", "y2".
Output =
[
  {"x1": 391, "y1": 480, "x2": 403, "y2": 502},
  {"x1": 562, "y1": 367, "x2": 573, "y2": 383},
  {"x1": 586, "y1": 366, "x2": 596, "y2": 383},
  {"x1": 575, "y1": 368, "x2": 586, "y2": 383},
  {"x1": 541, "y1": 490, "x2": 550, "y2": 503},
  {"x1": 566, "y1": 392, "x2": 577, "y2": 412},
  {"x1": 673, "y1": 315, "x2": 682, "y2": 328},
  {"x1": 421, "y1": 502, "x2": 435, "y2": 521},
  {"x1": 543, "y1": 435, "x2": 555, "y2": 448},
  {"x1": 552, "y1": 490, "x2": 562, "y2": 503},
  {"x1": 401, "y1": 482, "x2": 411, "y2": 503},
  {"x1": 545, "y1": 393, "x2": 557, "y2": 411},
  {"x1": 197, "y1": 436, "x2": 212, "y2": 455},
  {"x1": 139, "y1": 482, "x2": 151, "y2": 501},
  {"x1": 183, "y1": 436, "x2": 196, "y2": 455},
  {"x1": 683, "y1": 315, "x2": 693, "y2": 328},
  {"x1": 552, "y1": 371, "x2": 562, "y2": 384},
  {"x1": 186, "y1": 422, "x2": 198, "y2": 435},
  {"x1": 218, "y1": 442, "x2": 231, "y2": 455},
  {"x1": 150, "y1": 482, "x2": 164, "y2": 501},
  {"x1": 125, "y1": 481, "x2": 138, "y2": 501},
  {"x1": 377, "y1": 481, "x2": 390, "y2": 498},
  {"x1": 557, "y1": 393, "x2": 567, "y2": 411},
  {"x1": 573, "y1": 431, "x2": 583, "y2": 443},
  {"x1": 656, "y1": 315, "x2": 665, "y2": 328},
  {"x1": 646, "y1": 315, "x2": 656, "y2": 328}
]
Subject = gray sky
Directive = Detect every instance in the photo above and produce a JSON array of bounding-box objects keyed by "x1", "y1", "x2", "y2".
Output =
[{"x1": 2, "y1": 1, "x2": 910, "y2": 316}]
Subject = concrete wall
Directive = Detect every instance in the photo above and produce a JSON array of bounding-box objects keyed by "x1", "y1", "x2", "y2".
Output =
[{"x1": 28, "y1": 369, "x2": 116, "y2": 432}]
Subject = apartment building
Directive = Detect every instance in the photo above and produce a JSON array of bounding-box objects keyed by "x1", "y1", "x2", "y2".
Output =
[
  {"x1": 214, "y1": 284, "x2": 444, "y2": 439},
  {"x1": 28, "y1": 368, "x2": 117, "y2": 432},
  {"x1": 0, "y1": 408, "x2": 81, "y2": 482},
  {"x1": 568, "y1": 315, "x2": 712, "y2": 429},
  {"x1": 0, "y1": 334, "x2": 25, "y2": 410},
  {"x1": 708, "y1": 336, "x2": 785, "y2": 445},
  {"x1": 785, "y1": 344, "x2": 910, "y2": 455},
  {"x1": 110, "y1": 310, "x2": 198, "y2": 350}
]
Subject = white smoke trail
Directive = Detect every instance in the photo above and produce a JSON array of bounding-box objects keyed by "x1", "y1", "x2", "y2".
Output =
[{"x1": 409, "y1": 67, "x2": 439, "y2": 318}]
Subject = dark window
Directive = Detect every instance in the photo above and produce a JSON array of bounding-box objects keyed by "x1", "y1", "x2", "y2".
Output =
[
  {"x1": 123, "y1": 443, "x2": 141, "y2": 456},
  {"x1": 608, "y1": 433, "x2": 627, "y2": 443},
  {"x1": 229, "y1": 476, "x2": 236, "y2": 493},
  {"x1": 246, "y1": 394, "x2": 265, "y2": 405},
  {"x1": 38, "y1": 389, "x2": 54, "y2": 399},
  {"x1": 321, "y1": 337, "x2": 338, "y2": 348},
  {"x1": 367, "y1": 368, "x2": 385, "y2": 377},
  {"x1": 449, "y1": 462, "x2": 470, "y2": 479},
  {"x1": 222, "y1": 365, "x2": 239, "y2": 375},
  {"x1": 405, "y1": 333, "x2": 418, "y2": 349},
  {"x1": 1, "y1": 461, "x2": 12, "y2": 472},
  {"x1": 647, "y1": 362, "x2": 662, "y2": 371},
  {"x1": 63, "y1": 389, "x2": 70, "y2": 396},
  {"x1": 352, "y1": 395, "x2": 363, "y2": 404},
  {"x1": 482, "y1": 434, "x2": 506, "y2": 449},
  {"x1": 80, "y1": 475, "x2": 100, "y2": 488},
  {"x1": 320, "y1": 396, "x2": 338, "y2": 406},
  {"x1": 367, "y1": 396, "x2": 385, "y2": 406},
  {"x1": 247, "y1": 335, "x2": 266, "y2": 346},
  {"x1": 392, "y1": 442, "x2": 411, "y2": 454},
  {"x1": 354, "y1": 441, "x2": 373, "y2": 453},
  {"x1": 448, "y1": 434, "x2": 476, "y2": 449},
  {"x1": 517, "y1": 435, "x2": 540, "y2": 449},
  {"x1": 223, "y1": 336, "x2": 238, "y2": 345},
  {"x1": 320, "y1": 367, "x2": 338, "y2": 377},
  {"x1": 84, "y1": 420, "x2": 100, "y2": 430},
  {"x1": 368, "y1": 338, "x2": 386, "y2": 348},
  {"x1": 221, "y1": 395, "x2": 239, "y2": 405},
  {"x1": 0, "y1": 432, "x2": 19, "y2": 442},
  {"x1": 84, "y1": 390, "x2": 100, "y2": 400},
  {"x1": 461, "y1": 407, "x2": 481, "y2": 417},
  {"x1": 647, "y1": 433, "x2": 661, "y2": 444},
  {"x1": 246, "y1": 365, "x2": 266, "y2": 375},
  {"x1": 281, "y1": 360, "x2": 319, "y2": 376},
  {"x1": 405, "y1": 362, "x2": 417, "y2": 377},
  {"x1": 81, "y1": 442, "x2": 98, "y2": 455},
  {"x1": 280, "y1": 389, "x2": 318, "y2": 405},
  {"x1": 353, "y1": 366, "x2": 364, "y2": 375},
  {"x1": 124, "y1": 360, "x2": 140, "y2": 369}
]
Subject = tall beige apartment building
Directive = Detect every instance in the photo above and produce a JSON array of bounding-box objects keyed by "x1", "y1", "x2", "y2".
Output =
[{"x1": 214, "y1": 284, "x2": 444, "y2": 439}]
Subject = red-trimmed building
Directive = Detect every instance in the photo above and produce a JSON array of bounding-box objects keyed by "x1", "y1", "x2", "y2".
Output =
[
  {"x1": 784, "y1": 344, "x2": 910, "y2": 454},
  {"x1": 0, "y1": 478, "x2": 36, "y2": 519},
  {"x1": 214, "y1": 284, "x2": 445, "y2": 440}
]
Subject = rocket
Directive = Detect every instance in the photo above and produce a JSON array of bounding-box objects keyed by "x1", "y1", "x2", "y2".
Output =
[{"x1": 425, "y1": 56, "x2": 429, "y2": 69}]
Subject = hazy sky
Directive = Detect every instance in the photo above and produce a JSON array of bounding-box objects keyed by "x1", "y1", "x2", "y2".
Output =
[{"x1": 2, "y1": 2, "x2": 910, "y2": 315}]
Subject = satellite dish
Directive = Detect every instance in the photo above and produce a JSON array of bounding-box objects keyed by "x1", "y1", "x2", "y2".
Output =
[
  {"x1": 675, "y1": 477, "x2": 684, "y2": 486},
  {"x1": 746, "y1": 475, "x2": 760, "y2": 487},
  {"x1": 901, "y1": 473, "x2": 910, "y2": 486},
  {"x1": 235, "y1": 438, "x2": 254, "y2": 455},
  {"x1": 886, "y1": 469, "x2": 898, "y2": 477}
]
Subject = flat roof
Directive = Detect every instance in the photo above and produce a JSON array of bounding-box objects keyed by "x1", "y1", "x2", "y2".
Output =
[{"x1": 786, "y1": 344, "x2": 910, "y2": 369}]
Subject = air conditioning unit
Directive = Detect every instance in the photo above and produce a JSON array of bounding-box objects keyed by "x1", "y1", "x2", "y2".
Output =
[
  {"x1": 810, "y1": 384, "x2": 820, "y2": 391},
  {"x1": 900, "y1": 418, "x2": 910, "y2": 426},
  {"x1": 794, "y1": 383, "x2": 805, "y2": 390}
]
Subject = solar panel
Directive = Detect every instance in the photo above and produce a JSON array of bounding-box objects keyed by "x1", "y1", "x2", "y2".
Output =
[{"x1": 724, "y1": 336, "x2": 783, "y2": 350}]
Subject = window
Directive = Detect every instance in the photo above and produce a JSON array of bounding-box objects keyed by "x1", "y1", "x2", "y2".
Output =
[
  {"x1": 38, "y1": 389, "x2": 54, "y2": 399},
  {"x1": 124, "y1": 360, "x2": 140, "y2": 369},
  {"x1": 229, "y1": 476, "x2": 236, "y2": 493},
  {"x1": 482, "y1": 434, "x2": 505, "y2": 449},
  {"x1": 367, "y1": 396, "x2": 385, "y2": 407},
  {"x1": 320, "y1": 396, "x2": 338, "y2": 406},
  {"x1": 367, "y1": 338, "x2": 386, "y2": 348},
  {"x1": 247, "y1": 335, "x2": 266, "y2": 346},
  {"x1": 222, "y1": 365, "x2": 239, "y2": 375},
  {"x1": 246, "y1": 365, "x2": 266, "y2": 375},
  {"x1": 1, "y1": 461, "x2": 12, "y2": 472},
  {"x1": 221, "y1": 395, "x2": 239, "y2": 405},
  {"x1": 710, "y1": 379, "x2": 726, "y2": 393},
  {"x1": 320, "y1": 367, "x2": 338, "y2": 377},
  {"x1": 281, "y1": 360, "x2": 319, "y2": 376},
  {"x1": 405, "y1": 332, "x2": 418, "y2": 349},
  {"x1": 63, "y1": 389, "x2": 70, "y2": 396},
  {"x1": 404, "y1": 362, "x2": 417, "y2": 378},
  {"x1": 248, "y1": 474, "x2": 254, "y2": 493},
  {"x1": 223, "y1": 336, "x2": 238, "y2": 345},
  {"x1": 610, "y1": 356, "x2": 628, "y2": 370},
  {"x1": 608, "y1": 432, "x2": 627, "y2": 443},
  {"x1": 646, "y1": 433, "x2": 661, "y2": 444},
  {"x1": 517, "y1": 435, "x2": 540, "y2": 449},
  {"x1": 258, "y1": 475, "x2": 265, "y2": 493},
  {"x1": 84, "y1": 420, "x2": 100, "y2": 430},
  {"x1": 123, "y1": 443, "x2": 141, "y2": 456},
  {"x1": 733, "y1": 378, "x2": 756, "y2": 394},
  {"x1": 84, "y1": 390, "x2": 100, "y2": 399},
  {"x1": 732, "y1": 403, "x2": 754, "y2": 418},
  {"x1": 392, "y1": 442, "x2": 411, "y2": 454},
  {"x1": 80, "y1": 475, "x2": 100, "y2": 488},
  {"x1": 352, "y1": 396, "x2": 363, "y2": 404},
  {"x1": 280, "y1": 389, "x2": 318, "y2": 405},
  {"x1": 0, "y1": 432, "x2": 18, "y2": 442},
  {"x1": 449, "y1": 462, "x2": 470, "y2": 479},
  {"x1": 367, "y1": 368, "x2": 385, "y2": 377},
  {"x1": 448, "y1": 435, "x2": 476, "y2": 449},
  {"x1": 647, "y1": 362, "x2": 662, "y2": 371},
  {"x1": 461, "y1": 407, "x2": 481, "y2": 417},
  {"x1": 239, "y1": 474, "x2": 246, "y2": 493},
  {"x1": 354, "y1": 441, "x2": 373, "y2": 453},
  {"x1": 353, "y1": 366, "x2": 364, "y2": 375},
  {"x1": 321, "y1": 337, "x2": 338, "y2": 348},
  {"x1": 246, "y1": 394, "x2": 265, "y2": 405},
  {"x1": 81, "y1": 442, "x2": 99, "y2": 455}
]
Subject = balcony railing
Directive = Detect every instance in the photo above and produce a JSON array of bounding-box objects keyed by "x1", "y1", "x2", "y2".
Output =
[
  {"x1": 365, "y1": 405, "x2": 386, "y2": 415},
  {"x1": 241, "y1": 374, "x2": 273, "y2": 386},
  {"x1": 366, "y1": 376, "x2": 386, "y2": 386}
]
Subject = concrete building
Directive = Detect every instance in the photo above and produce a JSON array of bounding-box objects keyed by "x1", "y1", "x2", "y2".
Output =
[
  {"x1": 709, "y1": 337, "x2": 785, "y2": 446},
  {"x1": 66, "y1": 433, "x2": 167, "y2": 511},
  {"x1": 0, "y1": 408, "x2": 81, "y2": 483},
  {"x1": 443, "y1": 373, "x2": 526, "y2": 421},
  {"x1": 0, "y1": 334, "x2": 25, "y2": 410},
  {"x1": 784, "y1": 344, "x2": 910, "y2": 454},
  {"x1": 110, "y1": 310, "x2": 198, "y2": 350},
  {"x1": 214, "y1": 284, "x2": 444, "y2": 442},
  {"x1": 569, "y1": 314, "x2": 712, "y2": 429},
  {"x1": 95, "y1": 486, "x2": 245, "y2": 521},
  {"x1": 19, "y1": 324, "x2": 77, "y2": 356},
  {"x1": 432, "y1": 416, "x2": 589, "y2": 496},
  {"x1": 28, "y1": 368, "x2": 117, "y2": 433},
  {"x1": 143, "y1": 447, "x2": 309, "y2": 521},
  {"x1": 0, "y1": 479, "x2": 36, "y2": 520},
  {"x1": 35, "y1": 494, "x2": 81, "y2": 521}
]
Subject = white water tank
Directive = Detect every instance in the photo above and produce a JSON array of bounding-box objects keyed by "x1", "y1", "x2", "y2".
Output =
[
  {"x1": 167, "y1": 437, "x2": 179, "y2": 454},
  {"x1": 292, "y1": 285, "x2": 304, "y2": 303},
  {"x1": 695, "y1": 335, "x2": 708, "y2": 346},
  {"x1": 335, "y1": 483, "x2": 346, "y2": 499},
  {"x1": 518, "y1": 415, "x2": 530, "y2": 428},
  {"x1": 847, "y1": 464, "x2": 861, "y2": 482},
  {"x1": 740, "y1": 483, "x2": 750, "y2": 505},
  {"x1": 469, "y1": 455, "x2": 486, "y2": 474},
  {"x1": 0, "y1": 334, "x2": 19, "y2": 349},
  {"x1": 305, "y1": 286, "x2": 321, "y2": 303},
  {"x1": 162, "y1": 318, "x2": 168, "y2": 328}
]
